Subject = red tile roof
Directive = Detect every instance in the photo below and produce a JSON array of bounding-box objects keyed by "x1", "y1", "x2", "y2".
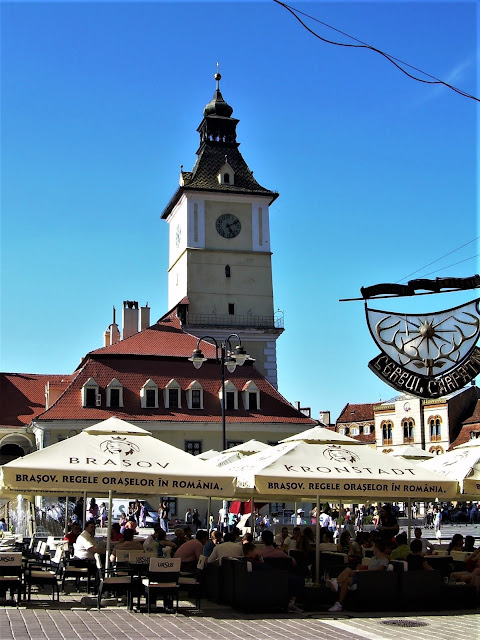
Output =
[
  {"x1": 85, "y1": 311, "x2": 217, "y2": 361},
  {"x1": 37, "y1": 356, "x2": 315, "y2": 425},
  {"x1": 449, "y1": 399, "x2": 480, "y2": 448},
  {"x1": 0, "y1": 373, "x2": 72, "y2": 427},
  {"x1": 335, "y1": 403, "x2": 376, "y2": 443},
  {"x1": 336, "y1": 403, "x2": 375, "y2": 424}
]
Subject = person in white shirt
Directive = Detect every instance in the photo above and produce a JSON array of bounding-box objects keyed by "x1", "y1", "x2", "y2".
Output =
[
  {"x1": 319, "y1": 511, "x2": 332, "y2": 529},
  {"x1": 274, "y1": 527, "x2": 294, "y2": 552},
  {"x1": 73, "y1": 521, "x2": 104, "y2": 561},
  {"x1": 414, "y1": 527, "x2": 434, "y2": 555},
  {"x1": 207, "y1": 532, "x2": 243, "y2": 563}
]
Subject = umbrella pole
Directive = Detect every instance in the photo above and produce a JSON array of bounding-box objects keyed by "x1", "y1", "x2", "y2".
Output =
[
  {"x1": 207, "y1": 497, "x2": 211, "y2": 533},
  {"x1": 83, "y1": 491, "x2": 87, "y2": 527},
  {"x1": 65, "y1": 496, "x2": 69, "y2": 536},
  {"x1": 315, "y1": 495, "x2": 320, "y2": 585},
  {"x1": 407, "y1": 497, "x2": 412, "y2": 543},
  {"x1": 250, "y1": 493, "x2": 254, "y2": 537},
  {"x1": 105, "y1": 490, "x2": 113, "y2": 570}
]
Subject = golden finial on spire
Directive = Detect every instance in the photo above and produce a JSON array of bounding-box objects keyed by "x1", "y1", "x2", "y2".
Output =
[{"x1": 214, "y1": 61, "x2": 221, "y2": 89}]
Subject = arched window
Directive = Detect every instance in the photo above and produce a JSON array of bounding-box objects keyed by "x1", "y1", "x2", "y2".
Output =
[
  {"x1": 381, "y1": 421, "x2": 393, "y2": 446},
  {"x1": 225, "y1": 265, "x2": 231, "y2": 278},
  {"x1": 429, "y1": 445, "x2": 444, "y2": 455},
  {"x1": 402, "y1": 418, "x2": 415, "y2": 444},
  {"x1": 224, "y1": 173, "x2": 230, "y2": 183},
  {"x1": 429, "y1": 416, "x2": 442, "y2": 442}
]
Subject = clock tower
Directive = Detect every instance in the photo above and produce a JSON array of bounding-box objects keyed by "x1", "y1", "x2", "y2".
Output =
[{"x1": 161, "y1": 71, "x2": 283, "y2": 387}]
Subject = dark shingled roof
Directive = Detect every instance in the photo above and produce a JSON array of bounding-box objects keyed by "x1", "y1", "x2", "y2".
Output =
[{"x1": 161, "y1": 84, "x2": 278, "y2": 219}]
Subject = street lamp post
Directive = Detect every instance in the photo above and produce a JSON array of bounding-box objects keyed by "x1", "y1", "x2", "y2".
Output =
[{"x1": 189, "y1": 334, "x2": 252, "y2": 451}]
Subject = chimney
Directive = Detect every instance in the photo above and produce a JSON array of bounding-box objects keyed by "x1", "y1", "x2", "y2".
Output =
[
  {"x1": 140, "y1": 303, "x2": 150, "y2": 331},
  {"x1": 294, "y1": 401, "x2": 300, "y2": 411},
  {"x1": 122, "y1": 300, "x2": 139, "y2": 339},
  {"x1": 318, "y1": 411, "x2": 331, "y2": 426}
]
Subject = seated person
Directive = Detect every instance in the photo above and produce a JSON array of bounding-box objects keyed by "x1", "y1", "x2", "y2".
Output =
[
  {"x1": 241, "y1": 532, "x2": 253, "y2": 545},
  {"x1": 174, "y1": 529, "x2": 208, "y2": 572},
  {"x1": 464, "y1": 536, "x2": 477, "y2": 553},
  {"x1": 337, "y1": 530, "x2": 361, "y2": 565},
  {"x1": 447, "y1": 533, "x2": 464, "y2": 554},
  {"x1": 110, "y1": 523, "x2": 124, "y2": 543},
  {"x1": 258, "y1": 530, "x2": 297, "y2": 567},
  {"x1": 203, "y1": 530, "x2": 223, "y2": 557},
  {"x1": 318, "y1": 527, "x2": 337, "y2": 551},
  {"x1": 73, "y1": 520, "x2": 104, "y2": 562},
  {"x1": 413, "y1": 527, "x2": 434, "y2": 555},
  {"x1": 275, "y1": 527, "x2": 294, "y2": 552},
  {"x1": 157, "y1": 528, "x2": 176, "y2": 557},
  {"x1": 242, "y1": 542, "x2": 264, "y2": 565},
  {"x1": 390, "y1": 532, "x2": 411, "y2": 560},
  {"x1": 110, "y1": 527, "x2": 143, "y2": 562},
  {"x1": 450, "y1": 547, "x2": 480, "y2": 591},
  {"x1": 328, "y1": 539, "x2": 390, "y2": 613},
  {"x1": 143, "y1": 526, "x2": 162, "y2": 552},
  {"x1": 172, "y1": 527, "x2": 186, "y2": 548},
  {"x1": 63, "y1": 523, "x2": 81, "y2": 552},
  {"x1": 184, "y1": 526, "x2": 193, "y2": 540},
  {"x1": 406, "y1": 539, "x2": 433, "y2": 571},
  {"x1": 208, "y1": 531, "x2": 243, "y2": 563}
]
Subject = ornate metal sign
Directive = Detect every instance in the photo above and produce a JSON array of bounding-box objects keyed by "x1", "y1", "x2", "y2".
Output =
[{"x1": 365, "y1": 297, "x2": 480, "y2": 399}]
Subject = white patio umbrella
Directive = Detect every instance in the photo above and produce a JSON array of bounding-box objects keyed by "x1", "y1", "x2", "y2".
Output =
[
  {"x1": 388, "y1": 445, "x2": 434, "y2": 460},
  {"x1": 419, "y1": 443, "x2": 480, "y2": 496},
  {"x1": 1, "y1": 417, "x2": 235, "y2": 565},
  {"x1": 226, "y1": 440, "x2": 458, "y2": 582},
  {"x1": 198, "y1": 450, "x2": 220, "y2": 461},
  {"x1": 281, "y1": 426, "x2": 362, "y2": 445},
  {"x1": 223, "y1": 440, "x2": 272, "y2": 454}
]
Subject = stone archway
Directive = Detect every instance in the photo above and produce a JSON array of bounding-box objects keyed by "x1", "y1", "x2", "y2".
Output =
[{"x1": 0, "y1": 434, "x2": 33, "y2": 465}]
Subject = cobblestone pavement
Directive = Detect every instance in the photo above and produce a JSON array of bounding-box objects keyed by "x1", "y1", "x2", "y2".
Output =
[{"x1": 0, "y1": 594, "x2": 478, "y2": 640}]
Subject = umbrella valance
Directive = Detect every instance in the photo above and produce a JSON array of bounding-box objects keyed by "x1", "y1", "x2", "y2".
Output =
[
  {"x1": 0, "y1": 417, "x2": 234, "y2": 498},
  {"x1": 226, "y1": 440, "x2": 458, "y2": 499}
]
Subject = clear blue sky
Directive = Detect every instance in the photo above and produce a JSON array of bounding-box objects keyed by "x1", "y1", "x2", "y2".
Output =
[{"x1": 1, "y1": 1, "x2": 478, "y2": 423}]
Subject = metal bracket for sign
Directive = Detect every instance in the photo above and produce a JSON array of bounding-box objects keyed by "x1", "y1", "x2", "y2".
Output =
[{"x1": 339, "y1": 275, "x2": 480, "y2": 302}]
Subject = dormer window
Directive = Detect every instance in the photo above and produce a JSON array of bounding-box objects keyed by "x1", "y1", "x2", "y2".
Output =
[
  {"x1": 107, "y1": 378, "x2": 123, "y2": 408},
  {"x1": 82, "y1": 378, "x2": 100, "y2": 408},
  {"x1": 350, "y1": 426, "x2": 360, "y2": 436},
  {"x1": 141, "y1": 379, "x2": 159, "y2": 409},
  {"x1": 217, "y1": 160, "x2": 235, "y2": 185},
  {"x1": 242, "y1": 381, "x2": 260, "y2": 411},
  {"x1": 220, "y1": 380, "x2": 238, "y2": 410},
  {"x1": 363, "y1": 425, "x2": 372, "y2": 435},
  {"x1": 187, "y1": 381, "x2": 204, "y2": 410},
  {"x1": 164, "y1": 379, "x2": 181, "y2": 409}
]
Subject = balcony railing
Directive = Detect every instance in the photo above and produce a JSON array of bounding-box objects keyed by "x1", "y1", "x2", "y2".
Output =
[{"x1": 185, "y1": 312, "x2": 284, "y2": 330}]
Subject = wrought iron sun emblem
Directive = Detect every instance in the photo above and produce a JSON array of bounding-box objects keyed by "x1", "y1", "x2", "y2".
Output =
[{"x1": 366, "y1": 299, "x2": 480, "y2": 377}]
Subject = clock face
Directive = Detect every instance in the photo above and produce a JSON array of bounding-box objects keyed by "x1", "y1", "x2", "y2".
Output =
[
  {"x1": 216, "y1": 213, "x2": 241, "y2": 239},
  {"x1": 175, "y1": 224, "x2": 181, "y2": 248}
]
